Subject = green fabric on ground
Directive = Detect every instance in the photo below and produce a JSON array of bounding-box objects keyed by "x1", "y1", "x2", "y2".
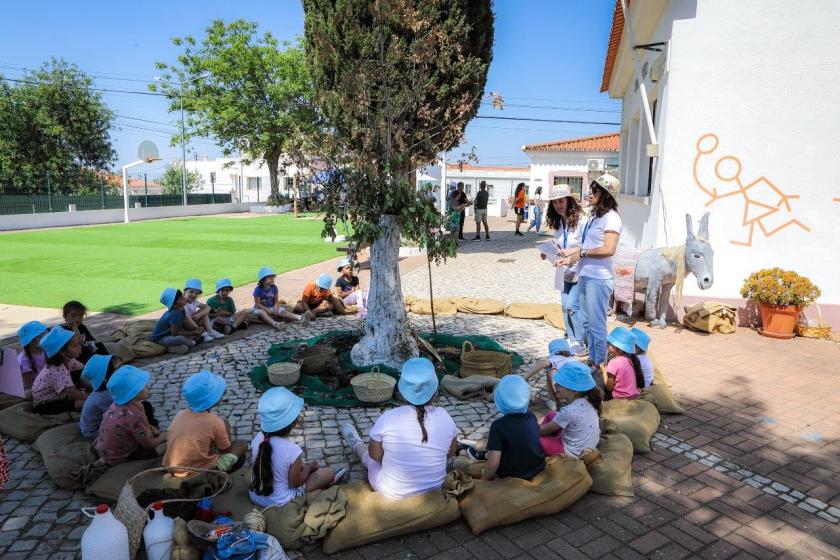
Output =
[{"x1": 250, "y1": 330, "x2": 523, "y2": 407}]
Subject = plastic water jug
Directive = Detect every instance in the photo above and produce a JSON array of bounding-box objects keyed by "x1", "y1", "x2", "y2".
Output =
[
  {"x1": 143, "y1": 501, "x2": 174, "y2": 560},
  {"x1": 81, "y1": 504, "x2": 130, "y2": 560}
]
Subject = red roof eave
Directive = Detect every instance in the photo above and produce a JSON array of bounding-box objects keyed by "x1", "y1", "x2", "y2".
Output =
[
  {"x1": 600, "y1": 0, "x2": 628, "y2": 93},
  {"x1": 523, "y1": 132, "x2": 620, "y2": 153}
]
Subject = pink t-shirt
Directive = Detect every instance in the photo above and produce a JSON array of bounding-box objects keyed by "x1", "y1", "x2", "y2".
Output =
[
  {"x1": 31, "y1": 359, "x2": 84, "y2": 405},
  {"x1": 17, "y1": 351, "x2": 47, "y2": 389},
  {"x1": 606, "y1": 355, "x2": 640, "y2": 399}
]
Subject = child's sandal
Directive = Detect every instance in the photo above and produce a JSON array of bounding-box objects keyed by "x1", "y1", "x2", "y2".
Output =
[{"x1": 331, "y1": 467, "x2": 348, "y2": 485}]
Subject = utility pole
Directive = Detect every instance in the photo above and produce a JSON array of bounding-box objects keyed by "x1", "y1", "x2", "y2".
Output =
[{"x1": 180, "y1": 86, "x2": 187, "y2": 206}]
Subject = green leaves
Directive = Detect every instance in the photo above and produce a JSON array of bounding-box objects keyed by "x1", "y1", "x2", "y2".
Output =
[{"x1": 158, "y1": 164, "x2": 203, "y2": 196}]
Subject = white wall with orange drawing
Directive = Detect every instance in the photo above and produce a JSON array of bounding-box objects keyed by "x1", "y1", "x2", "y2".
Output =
[{"x1": 607, "y1": 0, "x2": 840, "y2": 326}]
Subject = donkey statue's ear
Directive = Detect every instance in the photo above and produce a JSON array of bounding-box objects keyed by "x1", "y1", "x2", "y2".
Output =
[
  {"x1": 699, "y1": 212, "x2": 710, "y2": 240},
  {"x1": 685, "y1": 214, "x2": 696, "y2": 241}
]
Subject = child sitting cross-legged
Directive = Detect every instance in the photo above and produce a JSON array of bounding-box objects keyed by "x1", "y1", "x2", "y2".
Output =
[
  {"x1": 150, "y1": 288, "x2": 204, "y2": 355},
  {"x1": 522, "y1": 338, "x2": 575, "y2": 406},
  {"x1": 94, "y1": 366, "x2": 167, "y2": 466},
  {"x1": 253, "y1": 267, "x2": 313, "y2": 330},
  {"x1": 538, "y1": 361, "x2": 602, "y2": 457},
  {"x1": 331, "y1": 258, "x2": 361, "y2": 315},
  {"x1": 293, "y1": 273, "x2": 335, "y2": 319},
  {"x1": 16, "y1": 321, "x2": 49, "y2": 398},
  {"x1": 630, "y1": 327, "x2": 654, "y2": 388},
  {"x1": 249, "y1": 387, "x2": 347, "y2": 507},
  {"x1": 207, "y1": 278, "x2": 250, "y2": 333},
  {"x1": 460, "y1": 375, "x2": 546, "y2": 481},
  {"x1": 602, "y1": 327, "x2": 644, "y2": 400},
  {"x1": 164, "y1": 371, "x2": 248, "y2": 477},
  {"x1": 183, "y1": 279, "x2": 225, "y2": 343},
  {"x1": 31, "y1": 326, "x2": 88, "y2": 414}
]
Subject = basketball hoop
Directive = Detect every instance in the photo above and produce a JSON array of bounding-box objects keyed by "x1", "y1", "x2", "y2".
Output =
[{"x1": 138, "y1": 140, "x2": 161, "y2": 163}]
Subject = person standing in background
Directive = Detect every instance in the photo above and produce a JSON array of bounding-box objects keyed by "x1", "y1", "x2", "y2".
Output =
[
  {"x1": 512, "y1": 183, "x2": 526, "y2": 236},
  {"x1": 455, "y1": 182, "x2": 470, "y2": 240},
  {"x1": 472, "y1": 181, "x2": 491, "y2": 240}
]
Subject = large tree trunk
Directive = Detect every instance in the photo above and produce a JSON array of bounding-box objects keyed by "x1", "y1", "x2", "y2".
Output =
[
  {"x1": 351, "y1": 214, "x2": 418, "y2": 369},
  {"x1": 266, "y1": 149, "x2": 282, "y2": 201}
]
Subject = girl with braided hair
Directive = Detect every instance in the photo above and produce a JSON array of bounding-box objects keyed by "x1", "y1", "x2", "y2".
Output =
[{"x1": 340, "y1": 358, "x2": 458, "y2": 500}]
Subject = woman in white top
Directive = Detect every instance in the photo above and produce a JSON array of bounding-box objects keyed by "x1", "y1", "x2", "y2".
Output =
[
  {"x1": 541, "y1": 184, "x2": 586, "y2": 352},
  {"x1": 559, "y1": 174, "x2": 623, "y2": 368},
  {"x1": 340, "y1": 358, "x2": 458, "y2": 500}
]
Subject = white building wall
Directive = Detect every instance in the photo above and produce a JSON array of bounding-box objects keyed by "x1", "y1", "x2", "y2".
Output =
[
  {"x1": 184, "y1": 158, "x2": 302, "y2": 203},
  {"x1": 525, "y1": 152, "x2": 619, "y2": 200},
  {"x1": 613, "y1": 0, "x2": 840, "y2": 312}
]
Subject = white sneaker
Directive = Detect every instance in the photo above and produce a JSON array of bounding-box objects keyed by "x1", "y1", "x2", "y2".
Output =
[
  {"x1": 339, "y1": 423, "x2": 363, "y2": 449},
  {"x1": 209, "y1": 329, "x2": 225, "y2": 339},
  {"x1": 202, "y1": 332, "x2": 214, "y2": 343}
]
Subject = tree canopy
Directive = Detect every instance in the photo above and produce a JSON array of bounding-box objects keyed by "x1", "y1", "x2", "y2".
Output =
[
  {"x1": 0, "y1": 59, "x2": 116, "y2": 194},
  {"x1": 159, "y1": 164, "x2": 202, "y2": 196},
  {"x1": 151, "y1": 20, "x2": 318, "y2": 205}
]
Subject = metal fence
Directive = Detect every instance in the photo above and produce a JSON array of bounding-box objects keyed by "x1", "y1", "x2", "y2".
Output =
[{"x1": 0, "y1": 193, "x2": 232, "y2": 216}]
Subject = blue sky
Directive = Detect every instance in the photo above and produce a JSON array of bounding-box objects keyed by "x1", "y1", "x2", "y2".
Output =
[{"x1": 0, "y1": 0, "x2": 619, "y2": 177}]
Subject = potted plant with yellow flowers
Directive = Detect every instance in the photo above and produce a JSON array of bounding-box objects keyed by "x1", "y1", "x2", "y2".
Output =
[{"x1": 740, "y1": 268, "x2": 821, "y2": 339}]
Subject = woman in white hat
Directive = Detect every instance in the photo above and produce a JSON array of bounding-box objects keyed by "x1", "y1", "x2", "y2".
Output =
[
  {"x1": 559, "y1": 174, "x2": 623, "y2": 368},
  {"x1": 543, "y1": 184, "x2": 587, "y2": 355},
  {"x1": 340, "y1": 358, "x2": 458, "y2": 499}
]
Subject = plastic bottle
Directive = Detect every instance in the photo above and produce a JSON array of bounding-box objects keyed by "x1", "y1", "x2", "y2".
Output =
[
  {"x1": 195, "y1": 497, "x2": 214, "y2": 522},
  {"x1": 81, "y1": 504, "x2": 130, "y2": 560},
  {"x1": 143, "y1": 501, "x2": 174, "y2": 560}
]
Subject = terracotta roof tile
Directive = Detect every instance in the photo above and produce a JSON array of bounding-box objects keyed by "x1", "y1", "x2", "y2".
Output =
[
  {"x1": 445, "y1": 163, "x2": 530, "y2": 173},
  {"x1": 522, "y1": 133, "x2": 620, "y2": 153},
  {"x1": 601, "y1": 0, "x2": 629, "y2": 93}
]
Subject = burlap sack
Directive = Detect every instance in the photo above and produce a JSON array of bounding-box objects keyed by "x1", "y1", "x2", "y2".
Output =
[
  {"x1": 683, "y1": 302, "x2": 737, "y2": 334},
  {"x1": 504, "y1": 302, "x2": 563, "y2": 320},
  {"x1": 0, "y1": 392, "x2": 25, "y2": 411},
  {"x1": 85, "y1": 457, "x2": 163, "y2": 502},
  {"x1": 33, "y1": 423, "x2": 98, "y2": 490},
  {"x1": 639, "y1": 354, "x2": 685, "y2": 415},
  {"x1": 601, "y1": 398, "x2": 660, "y2": 454},
  {"x1": 102, "y1": 341, "x2": 136, "y2": 363},
  {"x1": 440, "y1": 374, "x2": 499, "y2": 400},
  {"x1": 108, "y1": 320, "x2": 167, "y2": 359},
  {"x1": 404, "y1": 296, "x2": 458, "y2": 316},
  {"x1": 583, "y1": 421, "x2": 634, "y2": 497},
  {"x1": 0, "y1": 401, "x2": 79, "y2": 442},
  {"x1": 458, "y1": 455, "x2": 592, "y2": 535},
  {"x1": 322, "y1": 481, "x2": 460, "y2": 554},
  {"x1": 543, "y1": 310, "x2": 566, "y2": 331},
  {"x1": 451, "y1": 297, "x2": 507, "y2": 315}
]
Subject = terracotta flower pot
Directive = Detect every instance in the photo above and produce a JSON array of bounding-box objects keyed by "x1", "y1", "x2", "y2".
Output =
[{"x1": 757, "y1": 303, "x2": 802, "y2": 339}]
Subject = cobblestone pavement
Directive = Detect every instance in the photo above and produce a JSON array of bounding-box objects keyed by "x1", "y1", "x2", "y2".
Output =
[{"x1": 2, "y1": 230, "x2": 839, "y2": 559}]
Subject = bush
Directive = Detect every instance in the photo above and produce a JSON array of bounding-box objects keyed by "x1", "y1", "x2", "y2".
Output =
[
  {"x1": 266, "y1": 193, "x2": 291, "y2": 206},
  {"x1": 740, "y1": 268, "x2": 821, "y2": 307}
]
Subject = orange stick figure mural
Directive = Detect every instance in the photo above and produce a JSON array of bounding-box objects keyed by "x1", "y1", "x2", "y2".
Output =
[{"x1": 693, "y1": 133, "x2": 810, "y2": 247}]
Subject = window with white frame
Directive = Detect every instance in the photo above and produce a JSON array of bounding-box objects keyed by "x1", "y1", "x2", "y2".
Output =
[
  {"x1": 620, "y1": 96, "x2": 658, "y2": 196},
  {"x1": 247, "y1": 177, "x2": 261, "y2": 190},
  {"x1": 284, "y1": 177, "x2": 294, "y2": 192},
  {"x1": 553, "y1": 176, "x2": 584, "y2": 199}
]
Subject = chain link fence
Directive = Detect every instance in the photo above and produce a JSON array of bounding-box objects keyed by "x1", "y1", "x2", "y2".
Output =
[{"x1": 0, "y1": 193, "x2": 231, "y2": 215}]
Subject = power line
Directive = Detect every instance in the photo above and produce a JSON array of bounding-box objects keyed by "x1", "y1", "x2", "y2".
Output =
[
  {"x1": 475, "y1": 115, "x2": 621, "y2": 126},
  {"x1": 504, "y1": 95, "x2": 620, "y2": 105},
  {"x1": 480, "y1": 101, "x2": 621, "y2": 113}
]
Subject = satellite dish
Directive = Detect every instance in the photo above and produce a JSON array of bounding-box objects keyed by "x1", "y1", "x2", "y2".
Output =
[{"x1": 138, "y1": 141, "x2": 161, "y2": 163}]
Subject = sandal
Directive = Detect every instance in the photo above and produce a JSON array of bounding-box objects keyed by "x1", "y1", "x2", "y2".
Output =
[{"x1": 331, "y1": 467, "x2": 348, "y2": 485}]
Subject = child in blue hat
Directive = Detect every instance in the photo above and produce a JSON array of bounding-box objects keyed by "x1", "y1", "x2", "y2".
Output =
[
  {"x1": 164, "y1": 371, "x2": 248, "y2": 477},
  {"x1": 252, "y1": 267, "x2": 313, "y2": 330},
  {"x1": 95, "y1": 365, "x2": 167, "y2": 465},
  {"x1": 539, "y1": 362, "x2": 602, "y2": 457},
  {"x1": 522, "y1": 338, "x2": 575, "y2": 407},
  {"x1": 31, "y1": 326, "x2": 88, "y2": 414},
  {"x1": 292, "y1": 273, "x2": 336, "y2": 319},
  {"x1": 183, "y1": 279, "x2": 225, "y2": 343},
  {"x1": 207, "y1": 278, "x2": 250, "y2": 333},
  {"x1": 16, "y1": 321, "x2": 49, "y2": 396},
  {"x1": 603, "y1": 327, "x2": 644, "y2": 399},
  {"x1": 249, "y1": 387, "x2": 347, "y2": 507},
  {"x1": 331, "y1": 259, "x2": 361, "y2": 315},
  {"x1": 630, "y1": 327, "x2": 654, "y2": 388},
  {"x1": 150, "y1": 288, "x2": 205, "y2": 354}
]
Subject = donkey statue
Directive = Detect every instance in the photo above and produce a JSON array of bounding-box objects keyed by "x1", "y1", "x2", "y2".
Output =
[{"x1": 634, "y1": 212, "x2": 714, "y2": 328}]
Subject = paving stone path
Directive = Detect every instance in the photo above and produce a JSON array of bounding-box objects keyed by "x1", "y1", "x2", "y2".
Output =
[{"x1": 2, "y1": 231, "x2": 839, "y2": 559}]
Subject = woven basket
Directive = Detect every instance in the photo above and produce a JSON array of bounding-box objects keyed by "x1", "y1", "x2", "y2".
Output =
[
  {"x1": 293, "y1": 344, "x2": 336, "y2": 375},
  {"x1": 351, "y1": 367, "x2": 396, "y2": 403},
  {"x1": 112, "y1": 466, "x2": 230, "y2": 560},
  {"x1": 796, "y1": 305, "x2": 832, "y2": 339},
  {"x1": 459, "y1": 341, "x2": 512, "y2": 379},
  {"x1": 267, "y1": 362, "x2": 301, "y2": 386}
]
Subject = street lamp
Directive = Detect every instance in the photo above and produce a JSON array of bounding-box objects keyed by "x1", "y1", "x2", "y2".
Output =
[
  {"x1": 123, "y1": 141, "x2": 162, "y2": 223},
  {"x1": 154, "y1": 72, "x2": 210, "y2": 205}
]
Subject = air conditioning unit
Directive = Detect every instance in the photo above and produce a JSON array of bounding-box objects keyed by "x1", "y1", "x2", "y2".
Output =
[{"x1": 587, "y1": 159, "x2": 605, "y2": 172}]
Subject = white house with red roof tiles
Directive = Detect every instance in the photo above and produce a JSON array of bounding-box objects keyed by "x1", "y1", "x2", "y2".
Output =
[{"x1": 601, "y1": 0, "x2": 840, "y2": 327}]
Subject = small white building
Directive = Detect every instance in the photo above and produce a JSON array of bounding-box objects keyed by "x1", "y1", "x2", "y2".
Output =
[
  {"x1": 601, "y1": 0, "x2": 840, "y2": 326},
  {"x1": 522, "y1": 133, "x2": 620, "y2": 199},
  {"x1": 184, "y1": 157, "x2": 303, "y2": 203}
]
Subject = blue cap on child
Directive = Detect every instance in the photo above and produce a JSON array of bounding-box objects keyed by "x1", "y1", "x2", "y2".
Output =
[
  {"x1": 82, "y1": 354, "x2": 112, "y2": 392},
  {"x1": 215, "y1": 278, "x2": 233, "y2": 292},
  {"x1": 607, "y1": 326, "x2": 637, "y2": 355},
  {"x1": 160, "y1": 288, "x2": 178, "y2": 309},
  {"x1": 183, "y1": 370, "x2": 227, "y2": 412},
  {"x1": 39, "y1": 326, "x2": 74, "y2": 358},
  {"x1": 315, "y1": 273, "x2": 333, "y2": 290},
  {"x1": 258, "y1": 386, "x2": 304, "y2": 433},
  {"x1": 552, "y1": 361, "x2": 596, "y2": 392},
  {"x1": 398, "y1": 358, "x2": 438, "y2": 405},
  {"x1": 184, "y1": 278, "x2": 203, "y2": 293},
  {"x1": 630, "y1": 327, "x2": 650, "y2": 352},
  {"x1": 258, "y1": 267, "x2": 276, "y2": 282},
  {"x1": 548, "y1": 338, "x2": 571, "y2": 355},
  {"x1": 18, "y1": 320, "x2": 48, "y2": 348},
  {"x1": 493, "y1": 375, "x2": 531, "y2": 415},
  {"x1": 108, "y1": 365, "x2": 150, "y2": 405}
]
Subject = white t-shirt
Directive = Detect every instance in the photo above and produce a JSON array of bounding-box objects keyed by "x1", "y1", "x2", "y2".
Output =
[
  {"x1": 578, "y1": 210, "x2": 622, "y2": 280},
  {"x1": 638, "y1": 354, "x2": 654, "y2": 388},
  {"x1": 248, "y1": 433, "x2": 304, "y2": 508},
  {"x1": 551, "y1": 398, "x2": 600, "y2": 458},
  {"x1": 369, "y1": 405, "x2": 457, "y2": 500},
  {"x1": 184, "y1": 300, "x2": 202, "y2": 317},
  {"x1": 553, "y1": 218, "x2": 585, "y2": 291}
]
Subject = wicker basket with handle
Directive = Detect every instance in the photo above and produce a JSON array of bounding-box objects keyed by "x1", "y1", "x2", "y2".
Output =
[
  {"x1": 351, "y1": 367, "x2": 396, "y2": 403},
  {"x1": 292, "y1": 345, "x2": 336, "y2": 375},
  {"x1": 459, "y1": 341, "x2": 512, "y2": 379},
  {"x1": 796, "y1": 304, "x2": 832, "y2": 339},
  {"x1": 267, "y1": 361, "x2": 301, "y2": 386}
]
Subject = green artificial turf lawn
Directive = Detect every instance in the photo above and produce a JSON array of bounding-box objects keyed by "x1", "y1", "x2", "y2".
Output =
[{"x1": 0, "y1": 214, "x2": 343, "y2": 315}]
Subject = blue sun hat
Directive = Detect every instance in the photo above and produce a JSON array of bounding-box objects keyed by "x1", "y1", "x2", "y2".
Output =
[
  {"x1": 548, "y1": 338, "x2": 571, "y2": 355},
  {"x1": 315, "y1": 273, "x2": 332, "y2": 290},
  {"x1": 184, "y1": 278, "x2": 203, "y2": 293},
  {"x1": 552, "y1": 361, "x2": 596, "y2": 392},
  {"x1": 183, "y1": 370, "x2": 227, "y2": 412},
  {"x1": 82, "y1": 354, "x2": 113, "y2": 391},
  {"x1": 398, "y1": 358, "x2": 438, "y2": 405},
  {"x1": 215, "y1": 278, "x2": 233, "y2": 293},
  {"x1": 107, "y1": 365, "x2": 150, "y2": 405},
  {"x1": 607, "y1": 326, "x2": 637, "y2": 355},
  {"x1": 258, "y1": 387, "x2": 304, "y2": 433},
  {"x1": 18, "y1": 320, "x2": 48, "y2": 348},
  {"x1": 336, "y1": 258, "x2": 352, "y2": 272},
  {"x1": 258, "y1": 267, "x2": 276, "y2": 282},
  {"x1": 39, "y1": 326, "x2": 75, "y2": 358},
  {"x1": 160, "y1": 288, "x2": 179, "y2": 309},
  {"x1": 630, "y1": 327, "x2": 650, "y2": 353},
  {"x1": 493, "y1": 375, "x2": 531, "y2": 415}
]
